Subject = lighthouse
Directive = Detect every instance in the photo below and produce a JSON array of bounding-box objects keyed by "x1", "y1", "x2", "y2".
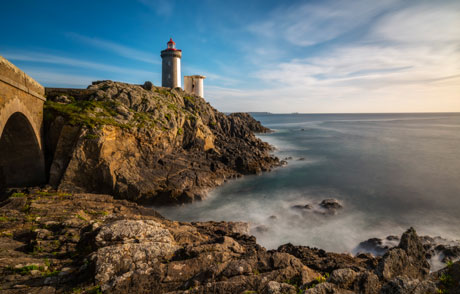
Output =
[{"x1": 161, "y1": 38, "x2": 182, "y2": 88}]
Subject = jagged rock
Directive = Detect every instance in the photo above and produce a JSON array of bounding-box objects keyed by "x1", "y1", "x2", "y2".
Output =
[
  {"x1": 277, "y1": 243, "x2": 374, "y2": 273},
  {"x1": 355, "y1": 237, "x2": 399, "y2": 256},
  {"x1": 227, "y1": 112, "x2": 271, "y2": 133},
  {"x1": 380, "y1": 276, "x2": 437, "y2": 294},
  {"x1": 44, "y1": 82, "x2": 279, "y2": 205},
  {"x1": 377, "y1": 227, "x2": 430, "y2": 281},
  {"x1": 353, "y1": 271, "x2": 381, "y2": 294}
]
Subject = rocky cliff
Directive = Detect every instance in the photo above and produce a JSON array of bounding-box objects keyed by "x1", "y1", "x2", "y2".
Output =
[
  {"x1": 0, "y1": 190, "x2": 455, "y2": 294},
  {"x1": 43, "y1": 81, "x2": 279, "y2": 205}
]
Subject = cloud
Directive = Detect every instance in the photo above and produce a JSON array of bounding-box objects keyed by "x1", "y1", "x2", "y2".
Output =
[
  {"x1": 209, "y1": 0, "x2": 460, "y2": 113},
  {"x1": 247, "y1": 0, "x2": 397, "y2": 47},
  {"x1": 373, "y1": 2, "x2": 460, "y2": 44},
  {"x1": 67, "y1": 33, "x2": 160, "y2": 64},
  {"x1": 2, "y1": 51, "x2": 156, "y2": 78}
]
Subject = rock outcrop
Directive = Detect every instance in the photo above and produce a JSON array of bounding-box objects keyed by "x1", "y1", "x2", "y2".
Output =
[
  {"x1": 0, "y1": 190, "x2": 452, "y2": 294},
  {"x1": 43, "y1": 81, "x2": 279, "y2": 205}
]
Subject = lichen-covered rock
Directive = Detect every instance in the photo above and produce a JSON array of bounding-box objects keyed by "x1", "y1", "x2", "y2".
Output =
[
  {"x1": 328, "y1": 268, "x2": 357, "y2": 289},
  {"x1": 380, "y1": 276, "x2": 437, "y2": 294},
  {"x1": 44, "y1": 81, "x2": 279, "y2": 205}
]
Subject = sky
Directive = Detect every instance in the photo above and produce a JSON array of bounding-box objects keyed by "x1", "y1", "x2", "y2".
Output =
[{"x1": 1, "y1": 0, "x2": 460, "y2": 113}]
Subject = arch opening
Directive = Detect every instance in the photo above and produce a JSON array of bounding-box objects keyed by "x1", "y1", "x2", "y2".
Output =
[{"x1": 0, "y1": 112, "x2": 45, "y2": 188}]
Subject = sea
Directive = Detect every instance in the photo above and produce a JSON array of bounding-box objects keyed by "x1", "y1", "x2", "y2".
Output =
[{"x1": 156, "y1": 113, "x2": 460, "y2": 253}]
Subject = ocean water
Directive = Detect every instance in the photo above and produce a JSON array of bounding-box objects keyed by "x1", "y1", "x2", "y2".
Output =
[{"x1": 156, "y1": 113, "x2": 460, "y2": 253}]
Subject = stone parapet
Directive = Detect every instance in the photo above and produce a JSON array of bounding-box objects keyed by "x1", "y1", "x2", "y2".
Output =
[{"x1": 0, "y1": 56, "x2": 45, "y2": 101}]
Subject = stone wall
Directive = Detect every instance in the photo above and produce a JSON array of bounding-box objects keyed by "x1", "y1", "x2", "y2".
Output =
[{"x1": 0, "y1": 56, "x2": 46, "y2": 186}]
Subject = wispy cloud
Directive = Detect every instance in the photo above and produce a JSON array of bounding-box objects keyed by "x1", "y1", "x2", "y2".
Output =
[
  {"x1": 67, "y1": 33, "x2": 160, "y2": 64},
  {"x1": 248, "y1": 0, "x2": 397, "y2": 47},
  {"x1": 209, "y1": 0, "x2": 460, "y2": 113},
  {"x1": 2, "y1": 50, "x2": 156, "y2": 78},
  {"x1": 24, "y1": 68, "x2": 101, "y2": 87}
]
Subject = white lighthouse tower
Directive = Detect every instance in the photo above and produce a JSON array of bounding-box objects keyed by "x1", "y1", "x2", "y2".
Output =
[{"x1": 161, "y1": 38, "x2": 182, "y2": 88}]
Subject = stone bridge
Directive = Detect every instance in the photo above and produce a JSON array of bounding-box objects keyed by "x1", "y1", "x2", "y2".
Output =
[{"x1": 0, "y1": 56, "x2": 46, "y2": 188}]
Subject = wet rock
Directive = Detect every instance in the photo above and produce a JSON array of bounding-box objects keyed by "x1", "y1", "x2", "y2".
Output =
[
  {"x1": 319, "y1": 199, "x2": 342, "y2": 210},
  {"x1": 254, "y1": 224, "x2": 269, "y2": 234},
  {"x1": 292, "y1": 204, "x2": 312, "y2": 210}
]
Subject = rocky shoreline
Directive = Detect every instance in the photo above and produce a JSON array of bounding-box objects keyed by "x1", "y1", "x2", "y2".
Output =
[
  {"x1": 1, "y1": 80, "x2": 459, "y2": 293},
  {"x1": 0, "y1": 190, "x2": 458, "y2": 293}
]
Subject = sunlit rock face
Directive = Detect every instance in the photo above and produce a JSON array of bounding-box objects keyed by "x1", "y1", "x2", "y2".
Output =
[{"x1": 44, "y1": 81, "x2": 278, "y2": 205}]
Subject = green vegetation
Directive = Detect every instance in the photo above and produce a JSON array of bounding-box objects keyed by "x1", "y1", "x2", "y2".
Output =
[
  {"x1": 0, "y1": 216, "x2": 8, "y2": 222},
  {"x1": 177, "y1": 127, "x2": 183, "y2": 135},
  {"x1": 87, "y1": 285, "x2": 103, "y2": 294},
  {"x1": 155, "y1": 87, "x2": 171, "y2": 97},
  {"x1": 42, "y1": 269, "x2": 60, "y2": 277},
  {"x1": 11, "y1": 192, "x2": 26, "y2": 198},
  {"x1": 184, "y1": 95, "x2": 195, "y2": 104},
  {"x1": 44, "y1": 100, "x2": 127, "y2": 129},
  {"x1": 76, "y1": 214, "x2": 87, "y2": 221},
  {"x1": 11, "y1": 264, "x2": 42, "y2": 275}
]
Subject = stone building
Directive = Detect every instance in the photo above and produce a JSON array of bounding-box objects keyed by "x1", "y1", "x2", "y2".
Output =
[{"x1": 184, "y1": 75, "x2": 206, "y2": 98}]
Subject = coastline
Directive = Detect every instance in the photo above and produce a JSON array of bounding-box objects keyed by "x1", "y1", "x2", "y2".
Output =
[{"x1": 0, "y1": 190, "x2": 458, "y2": 293}]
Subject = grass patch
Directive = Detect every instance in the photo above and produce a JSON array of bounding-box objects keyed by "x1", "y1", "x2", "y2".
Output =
[
  {"x1": 12, "y1": 265, "x2": 43, "y2": 275},
  {"x1": 11, "y1": 192, "x2": 26, "y2": 198},
  {"x1": 44, "y1": 100, "x2": 127, "y2": 129}
]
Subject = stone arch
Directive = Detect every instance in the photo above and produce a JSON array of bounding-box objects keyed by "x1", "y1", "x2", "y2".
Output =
[
  {"x1": 0, "y1": 97, "x2": 42, "y2": 150},
  {"x1": 0, "y1": 104, "x2": 45, "y2": 187}
]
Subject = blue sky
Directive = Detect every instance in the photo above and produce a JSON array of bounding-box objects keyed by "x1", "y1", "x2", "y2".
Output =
[{"x1": 1, "y1": 0, "x2": 459, "y2": 113}]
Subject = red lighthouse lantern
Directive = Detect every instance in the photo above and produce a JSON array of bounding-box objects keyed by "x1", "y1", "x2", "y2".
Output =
[{"x1": 167, "y1": 38, "x2": 176, "y2": 50}]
